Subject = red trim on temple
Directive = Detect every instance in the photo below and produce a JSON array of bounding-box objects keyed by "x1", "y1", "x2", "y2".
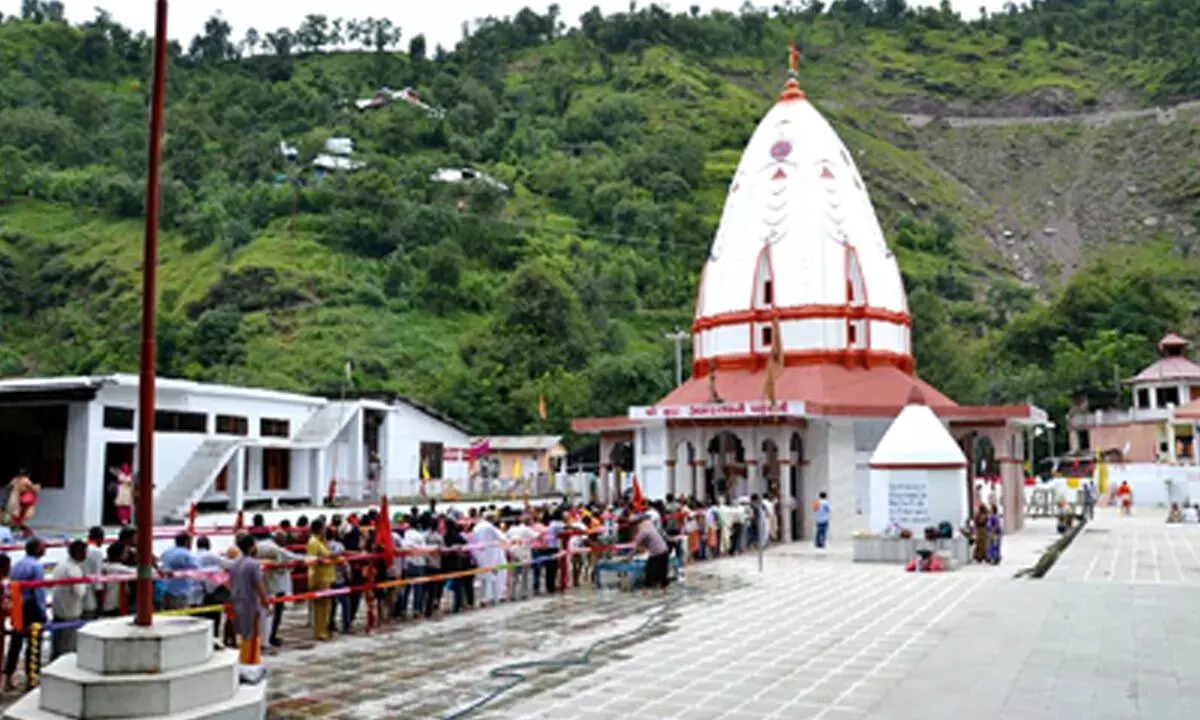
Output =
[
  {"x1": 692, "y1": 349, "x2": 913, "y2": 378},
  {"x1": 571, "y1": 416, "x2": 638, "y2": 434},
  {"x1": 693, "y1": 305, "x2": 910, "y2": 333},
  {"x1": 869, "y1": 461, "x2": 967, "y2": 470}
]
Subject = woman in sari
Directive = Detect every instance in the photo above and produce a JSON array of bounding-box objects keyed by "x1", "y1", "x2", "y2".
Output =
[
  {"x1": 972, "y1": 505, "x2": 989, "y2": 563},
  {"x1": 985, "y1": 504, "x2": 1003, "y2": 564},
  {"x1": 6, "y1": 470, "x2": 40, "y2": 536}
]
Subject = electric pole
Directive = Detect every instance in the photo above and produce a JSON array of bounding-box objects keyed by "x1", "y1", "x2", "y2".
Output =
[{"x1": 665, "y1": 328, "x2": 688, "y2": 386}]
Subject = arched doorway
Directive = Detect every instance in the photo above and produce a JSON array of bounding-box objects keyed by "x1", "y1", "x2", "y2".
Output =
[
  {"x1": 706, "y1": 431, "x2": 744, "y2": 503},
  {"x1": 672, "y1": 440, "x2": 697, "y2": 499},
  {"x1": 789, "y1": 432, "x2": 804, "y2": 541},
  {"x1": 971, "y1": 435, "x2": 997, "y2": 514}
]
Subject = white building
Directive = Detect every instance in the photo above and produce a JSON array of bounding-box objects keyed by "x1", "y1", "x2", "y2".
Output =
[
  {"x1": 0, "y1": 375, "x2": 473, "y2": 529},
  {"x1": 573, "y1": 53, "x2": 1047, "y2": 541}
]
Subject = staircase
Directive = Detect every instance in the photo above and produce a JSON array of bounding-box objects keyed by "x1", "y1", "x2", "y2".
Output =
[
  {"x1": 154, "y1": 438, "x2": 242, "y2": 523},
  {"x1": 292, "y1": 401, "x2": 359, "y2": 445}
]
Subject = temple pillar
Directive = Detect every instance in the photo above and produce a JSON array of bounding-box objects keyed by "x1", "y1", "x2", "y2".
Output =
[
  {"x1": 692, "y1": 459, "x2": 706, "y2": 501},
  {"x1": 666, "y1": 459, "x2": 678, "y2": 496},
  {"x1": 778, "y1": 458, "x2": 792, "y2": 542}
]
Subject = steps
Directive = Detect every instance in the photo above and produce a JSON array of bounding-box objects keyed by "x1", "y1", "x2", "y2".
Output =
[
  {"x1": 4, "y1": 617, "x2": 266, "y2": 720},
  {"x1": 291, "y1": 401, "x2": 358, "y2": 446},
  {"x1": 154, "y1": 438, "x2": 242, "y2": 523}
]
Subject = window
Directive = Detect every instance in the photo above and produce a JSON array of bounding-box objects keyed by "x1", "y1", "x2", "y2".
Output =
[
  {"x1": 260, "y1": 418, "x2": 290, "y2": 438},
  {"x1": 216, "y1": 414, "x2": 249, "y2": 436},
  {"x1": 1156, "y1": 386, "x2": 1180, "y2": 408},
  {"x1": 762, "y1": 279, "x2": 774, "y2": 306},
  {"x1": 154, "y1": 411, "x2": 207, "y2": 433},
  {"x1": 761, "y1": 325, "x2": 773, "y2": 347},
  {"x1": 1136, "y1": 388, "x2": 1150, "y2": 409},
  {"x1": 848, "y1": 324, "x2": 858, "y2": 345},
  {"x1": 103, "y1": 406, "x2": 135, "y2": 430}
]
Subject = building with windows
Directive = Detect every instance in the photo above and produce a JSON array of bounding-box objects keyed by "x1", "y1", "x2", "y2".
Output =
[
  {"x1": 0, "y1": 374, "x2": 472, "y2": 529},
  {"x1": 572, "y1": 55, "x2": 1047, "y2": 541},
  {"x1": 1069, "y1": 333, "x2": 1200, "y2": 464}
]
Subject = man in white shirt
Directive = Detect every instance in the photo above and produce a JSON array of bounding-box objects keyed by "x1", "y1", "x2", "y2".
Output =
[
  {"x1": 194, "y1": 536, "x2": 236, "y2": 645},
  {"x1": 83, "y1": 526, "x2": 106, "y2": 619},
  {"x1": 256, "y1": 531, "x2": 301, "y2": 647},
  {"x1": 398, "y1": 521, "x2": 428, "y2": 618},
  {"x1": 471, "y1": 513, "x2": 507, "y2": 606},
  {"x1": 51, "y1": 540, "x2": 89, "y2": 660},
  {"x1": 505, "y1": 518, "x2": 537, "y2": 600}
]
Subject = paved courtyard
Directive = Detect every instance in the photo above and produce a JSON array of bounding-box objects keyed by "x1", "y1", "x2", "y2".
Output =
[{"x1": 5, "y1": 513, "x2": 1197, "y2": 719}]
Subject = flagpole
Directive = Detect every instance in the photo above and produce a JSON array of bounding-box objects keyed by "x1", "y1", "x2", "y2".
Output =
[{"x1": 135, "y1": 0, "x2": 169, "y2": 627}]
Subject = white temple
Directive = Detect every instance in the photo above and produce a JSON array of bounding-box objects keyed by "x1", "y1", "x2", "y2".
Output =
[
  {"x1": 868, "y1": 387, "x2": 970, "y2": 533},
  {"x1": 573, "y1": 48, "x2": 1047, "y2": 542}
]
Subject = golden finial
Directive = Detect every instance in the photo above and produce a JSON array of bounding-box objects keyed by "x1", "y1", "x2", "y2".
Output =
[{"x1": 780, "y1": 40, "x2": 805, "y2": 101}]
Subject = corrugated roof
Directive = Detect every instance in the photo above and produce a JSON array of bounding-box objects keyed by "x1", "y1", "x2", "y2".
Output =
[
  {"x1": 1128, "y1": 356, "x2": 1200, "y2": 384},
  {"x1": 477, "y1": 435, "x2": 564, "y2": 451}
]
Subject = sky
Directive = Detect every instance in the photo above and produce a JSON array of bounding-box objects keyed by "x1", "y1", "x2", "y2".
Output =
[{"x1": 2, "y1": 0, "x2": 1015, "y2": 51}]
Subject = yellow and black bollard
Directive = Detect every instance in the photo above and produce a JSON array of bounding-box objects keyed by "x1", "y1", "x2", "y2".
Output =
[{"x1": 25, "y1": 623, "x2": 43, "y2": 691}]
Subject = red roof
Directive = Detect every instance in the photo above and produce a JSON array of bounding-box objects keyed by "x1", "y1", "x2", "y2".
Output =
[
  {"x1": 658, "y1": 363, "x2": 958, "y2": 415},
  {"x1": 1128, "y1": 356, "x2": 1200, "y2": 384}
]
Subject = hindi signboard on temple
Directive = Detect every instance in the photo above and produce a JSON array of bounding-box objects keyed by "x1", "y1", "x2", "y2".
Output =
[{"x1": 888, "y1": 479, "x2": 930, "y2": 526}]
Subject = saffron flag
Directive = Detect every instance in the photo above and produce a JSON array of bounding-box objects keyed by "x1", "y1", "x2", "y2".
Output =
[
  {"x1": 631, "y1": 474, "x2": 646, "y2": 513},
  {"x1": 421, "y1": 460, "x2": 432, "y2": 481},
  {"x1": 538, "y1": 394, "x2": 547, "y2": 422},
  {"x1": 233, "y1": 509, "x2": 245, "y2": 533},
  {"x1": 377, "y1": 496, "x2": 396, "y2": 568},
  {"x1": 512, "y1": 459, "x2": 522, "y2": 479}
]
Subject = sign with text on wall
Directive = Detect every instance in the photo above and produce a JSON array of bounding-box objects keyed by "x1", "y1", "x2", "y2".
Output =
[
  {"x1": 888, "y1": 478, "x2": 930, "y2": 527},
  {"x1": 630, "y1": 400, "x2": 807, "y2": 421}
]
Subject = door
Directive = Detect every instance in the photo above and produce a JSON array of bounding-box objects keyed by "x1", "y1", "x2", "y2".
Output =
[
  {"x1": 103, "y1": 443, "x2": 135, "y2": 526},
  {"x1": 790, "y1": 466, "x2": 803, "y2": 541},
  {"x1": 263, "y1": 449, "x2": 290, "y2": 491}
]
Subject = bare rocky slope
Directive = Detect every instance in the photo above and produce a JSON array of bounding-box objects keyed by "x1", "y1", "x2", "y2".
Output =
[{"x1": 900, "y1": 100, "x2": 1200, "y2": 289}]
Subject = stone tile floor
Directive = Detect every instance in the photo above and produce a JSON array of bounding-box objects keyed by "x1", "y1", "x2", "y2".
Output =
[
  {"x1": 6, "y1": 520, "x2": 1199, "y2": 720},
  {"x1": 1047, "y1": 507, "x2": 1200, "y2": 585}
]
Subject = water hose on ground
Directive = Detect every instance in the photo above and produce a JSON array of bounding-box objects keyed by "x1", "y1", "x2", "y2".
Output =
[{"x1": 441, "y1": 579, "x2": 688, "y2": 720}]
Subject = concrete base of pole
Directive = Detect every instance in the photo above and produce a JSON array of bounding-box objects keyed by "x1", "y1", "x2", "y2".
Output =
[{"x1": 4, "y1": 617, "x2": 266, "y2": 720}]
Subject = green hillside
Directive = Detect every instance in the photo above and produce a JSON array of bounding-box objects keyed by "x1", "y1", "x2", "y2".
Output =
[{"x1": 1, "y1": 1, "x2": 1198, "y2": 447}]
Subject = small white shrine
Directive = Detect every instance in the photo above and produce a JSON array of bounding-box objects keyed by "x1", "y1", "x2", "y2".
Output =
[{"x1": 868, "y1": 388, "x2": 969, "y2": 533}]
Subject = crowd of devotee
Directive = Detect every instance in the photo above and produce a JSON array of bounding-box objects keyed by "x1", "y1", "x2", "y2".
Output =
[{"x1": 0, "y1": 492, "x2": 778, "y2": 693}]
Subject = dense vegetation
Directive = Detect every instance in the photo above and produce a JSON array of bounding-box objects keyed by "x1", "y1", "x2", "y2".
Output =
[{"x1": 0, "y1": 0, "x2": 1197, "y2": 454}]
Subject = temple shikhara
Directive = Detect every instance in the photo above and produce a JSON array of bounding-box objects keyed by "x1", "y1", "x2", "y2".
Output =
[{"x1": 573, "y1": 48, "x2": 1048, "y2": 542}]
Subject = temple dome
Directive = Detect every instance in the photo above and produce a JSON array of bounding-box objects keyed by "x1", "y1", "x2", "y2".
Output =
[{"x1": 692, "y1": 74, "x2": 911, "y2": 377}]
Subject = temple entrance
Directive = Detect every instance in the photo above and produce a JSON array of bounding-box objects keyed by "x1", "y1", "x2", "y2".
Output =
[
  {"x1": 789, "y1": 432, "x2": 804, "y2": 540},
  {"x1": 706, "y1": 432, "x2": 744, "y2": 503}
]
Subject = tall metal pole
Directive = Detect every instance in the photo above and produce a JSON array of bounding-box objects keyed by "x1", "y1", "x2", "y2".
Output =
[
  {"x1": 135, "y1": 0, "x2": 169, "y2": 627},
  {"x1": 664, "y1": 329, "x2": 687, "y2": 386}
]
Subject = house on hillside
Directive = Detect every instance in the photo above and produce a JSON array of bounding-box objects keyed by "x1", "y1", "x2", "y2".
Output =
[
  {"x1": 355, "y1": 86, "x2": 445, "y2": 119},
  {"x1": 431, "y1": 167, "x2": 509, "y2": 193},
  {"x1": 0, "y1": 375, "x2": 472, "y2": 528},
  {"x1": 1068, "y1": 333, "x2": 1200, "y2": 463}
]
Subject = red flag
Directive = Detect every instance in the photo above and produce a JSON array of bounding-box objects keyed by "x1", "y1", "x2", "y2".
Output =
[
  {"x1": 232, "y1": 509, "x2": 244, "y2": 533},
  {"x1": 631, "y1": 474, "x2": 646, "y2": 513},
  {"x1": 376, "y1": 496, "x2": 396, "y2": 569},
  {"x1": 186, "y1": 503, "x2": 197, "y2": 535}
]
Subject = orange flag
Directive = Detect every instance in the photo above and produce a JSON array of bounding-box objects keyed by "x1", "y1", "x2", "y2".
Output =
[
  {"x1": 537, "y1": 394, "x2": 547, "y2": 422},
  {"x1": 232, "y1": 509, "x2": 244, "y2": 533},
  {"x1": 187, "y1": 503, "x2": 198, "y2": 535},
  {"x1": 631, "y1": 474, "x2": 646, "y2": 513}
]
